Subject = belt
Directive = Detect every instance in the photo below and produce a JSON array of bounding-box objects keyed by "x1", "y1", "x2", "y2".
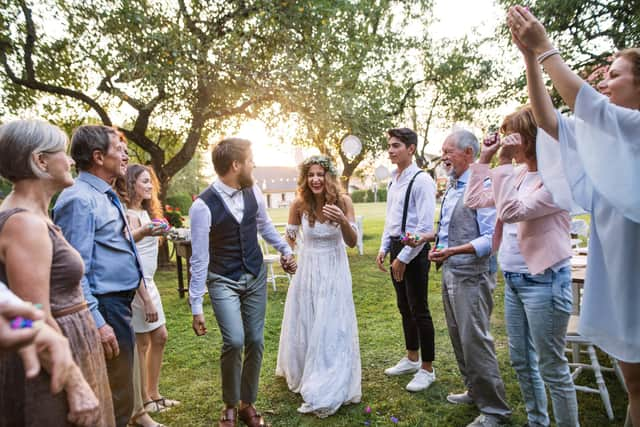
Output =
[{"x1": 52, "y1": 301, "x2": 88, "y2": 318}]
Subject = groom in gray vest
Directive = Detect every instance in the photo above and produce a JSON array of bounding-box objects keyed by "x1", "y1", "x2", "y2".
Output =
[
  {"x1": 189, "y1": 138, "x2": 296, "y2": 427},
  {"x1": 429, "y1": 130, "x2": 511, "y2": 427}
]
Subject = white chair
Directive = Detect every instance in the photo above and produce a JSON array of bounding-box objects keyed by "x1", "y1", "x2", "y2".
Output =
[
  {"x1": 258, "y1": 236, "x2": 290, "y2": 291},
  {"x1": 355, "y1": 215, "x2": 364, "y2": 255},
  {"x1": 566, "y1": 273, "x2": 627, "y2": 420},
  {"x1": 570, "y1": 218, "x2": 589, "y2": 253}
]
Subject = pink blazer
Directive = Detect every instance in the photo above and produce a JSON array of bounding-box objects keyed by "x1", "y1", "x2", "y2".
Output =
[{"x1": 464, "y1": 163, "x2": 572, "y2": 275}]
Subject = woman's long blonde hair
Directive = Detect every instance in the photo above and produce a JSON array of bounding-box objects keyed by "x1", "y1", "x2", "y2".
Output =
[{"x1": 296, "y1": 155, "x2": 345, "y2": 226}]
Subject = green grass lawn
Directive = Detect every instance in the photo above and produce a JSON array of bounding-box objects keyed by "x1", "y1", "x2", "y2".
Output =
[{"x1": 153, "y1": 203, "x2": 626, "y2": 426}]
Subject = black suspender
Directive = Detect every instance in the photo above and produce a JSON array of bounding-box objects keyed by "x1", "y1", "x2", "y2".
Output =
[{"x1": 401, "y1": 170, "x2": 424, "y2": 234}]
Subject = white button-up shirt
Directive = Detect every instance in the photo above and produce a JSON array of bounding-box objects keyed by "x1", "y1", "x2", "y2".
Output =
[{"x1": 379, "y1": 163, "x2": 436, "y2": 264}]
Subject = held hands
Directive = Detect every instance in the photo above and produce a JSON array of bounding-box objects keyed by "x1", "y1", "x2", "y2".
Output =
[
  {"x1": 98, "y1": 323, "x2": 119, "y2": 360},
  {"x1": 192, "y1": 313, "x2": 207, "y2": 336},
  {"x1": 280, "y1": 254, "x2": 297, "y2": 274}
]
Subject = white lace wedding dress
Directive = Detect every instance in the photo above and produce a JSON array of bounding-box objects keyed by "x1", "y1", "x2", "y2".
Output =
[{"x1": 275, "y1": 215, "x2": 361, "y2": 418}]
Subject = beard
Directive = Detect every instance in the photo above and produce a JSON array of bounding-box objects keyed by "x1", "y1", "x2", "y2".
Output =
[{"x1": 238, "y1": 170, "x2": 254, "y2": 189}]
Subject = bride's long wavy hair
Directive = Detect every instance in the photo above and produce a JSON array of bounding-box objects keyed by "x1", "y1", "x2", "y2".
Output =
[{"x1": 296, "y1": 155, "x2": 345, "y2": 226}]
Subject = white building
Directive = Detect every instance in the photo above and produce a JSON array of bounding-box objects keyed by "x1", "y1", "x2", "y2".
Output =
[{"x1": 254, "y1": 166, "x2": 298, "y2": 208}]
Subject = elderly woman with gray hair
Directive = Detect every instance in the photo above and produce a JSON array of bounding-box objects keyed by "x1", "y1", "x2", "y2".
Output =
[{"x1": 0, "y1": 119, "x2": 114, "y2": 426}]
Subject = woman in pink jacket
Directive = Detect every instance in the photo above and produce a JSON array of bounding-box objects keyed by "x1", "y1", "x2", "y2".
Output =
[{"x1": 464, "y1": 106, "x2": 578, "y2": 427}]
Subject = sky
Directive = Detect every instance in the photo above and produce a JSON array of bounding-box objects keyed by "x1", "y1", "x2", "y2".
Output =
[{"x1": 246, "y1": 0, "x2": 507, "y2": 167}]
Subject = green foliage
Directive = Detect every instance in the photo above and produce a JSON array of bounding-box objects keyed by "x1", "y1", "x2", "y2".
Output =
[
  {"x1": 166, "y1": 152, "x2": 209, "y2": 200},
  {"x1": 407, "y1": 35, "x2": 505, "y2": 168},
  {"x1": 166, "y1": 194, "x2": 193, "y2": 216},
  {"x1": 0, "y1": 177, "x2": 11, "y2": 198},
  {"x1": 497, "y1": 0, "x2": 640, "y2": 71},
  {"x1": 265, "y1": 1, "x2": 432, "y2": 187},
  {"x1": 164, "y1": 205, "x2": 184, "y2": 229},
  {"x1": 351, "y1": 188, "x2": 387, "y2": 203}
]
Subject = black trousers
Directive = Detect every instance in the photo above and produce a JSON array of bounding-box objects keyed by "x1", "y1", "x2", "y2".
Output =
[{"x1": 390, "y1": 240, "x2": 435, "y2": 362}]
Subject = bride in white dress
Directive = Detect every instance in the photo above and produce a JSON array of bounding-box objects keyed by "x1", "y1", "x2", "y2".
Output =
[{"x1": 276, "y1": 155, "x2": 362, "y2": 418}]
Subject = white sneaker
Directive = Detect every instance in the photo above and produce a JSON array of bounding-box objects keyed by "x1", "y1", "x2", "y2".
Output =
[
  {"x1": 405, "y1": 368, "x2": 436, "y2": 392},
  {"x1": 466, "y1": 414, "x2": 504, "y2": 427},
  {"x1": 384, "y1": 357, "x2": 421, "y2": 376},
  {"x1": 447, "y1": 391, "x2": 474, "y2": 405}
]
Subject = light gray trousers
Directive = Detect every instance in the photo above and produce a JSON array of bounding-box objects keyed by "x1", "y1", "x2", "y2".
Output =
[
  {"x1": 208, "y1": 266, "x2": 267, "y2": 406},
  {"x1": 441, "y1": 265, "x2": 512, "y2": 419}
]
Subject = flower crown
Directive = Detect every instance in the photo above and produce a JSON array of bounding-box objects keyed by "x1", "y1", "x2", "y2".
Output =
[{"x1": 302, "y1": 155, "x2": 338, "y2": 176}]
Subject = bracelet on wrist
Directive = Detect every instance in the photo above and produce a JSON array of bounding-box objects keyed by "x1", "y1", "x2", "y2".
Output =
[{"x1": 536, "y1": 48, "x2": 559, "y2": 64}]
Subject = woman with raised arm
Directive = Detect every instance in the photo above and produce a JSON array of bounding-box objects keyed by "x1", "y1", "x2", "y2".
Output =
[
  {"x1": 276, "y1": 155, "x2": 361, "y2": 418},
  {"x1": 508, "y1": 6, "x2": 640, "y2": 424},
  {"x1": 0, "y1": 120, "x2": 113, "y2": 426}
]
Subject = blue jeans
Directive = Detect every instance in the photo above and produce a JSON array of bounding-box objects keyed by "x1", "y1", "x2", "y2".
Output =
[{"x1": 503, "y1": 266, "x2": 579, "y2": 427}]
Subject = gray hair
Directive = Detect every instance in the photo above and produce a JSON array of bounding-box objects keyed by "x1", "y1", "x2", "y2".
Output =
[
  {"x1": 451, "y1": 130, "x2": 480, "y2": 158},
  {"x1": 0, "y1": 119, "x2": 68, "y2": 182}
]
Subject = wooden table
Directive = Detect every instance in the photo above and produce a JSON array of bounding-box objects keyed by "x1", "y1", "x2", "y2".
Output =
[{"x1": 173, "y1": 240, "x2": 192, "y2": 298}]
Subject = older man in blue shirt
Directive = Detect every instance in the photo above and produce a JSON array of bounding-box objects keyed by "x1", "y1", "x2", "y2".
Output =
[
  {"x1": 429, "y1": 130, "x2": 511, "y2": 427},
  {"x1": 54, "y1": 125, "x2": 140, "y2": 427}
]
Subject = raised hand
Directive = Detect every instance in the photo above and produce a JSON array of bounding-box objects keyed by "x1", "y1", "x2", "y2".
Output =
[
  {"x1": 479, "y1": 134, "x2": 502, "y2": 164},
  {"x1": 507, "y1": 6, "x2": 553, "y2": 56},
  {"x1": 498, "y1": 133, "x2": 523, "y2": 165}
]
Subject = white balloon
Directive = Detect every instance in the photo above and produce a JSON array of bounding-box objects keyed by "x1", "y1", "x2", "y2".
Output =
[
  {"x1": 341, "y1": 135, "x2": 362, "y2": 158},
  {"x1": 374, "y1": 165, "x2": 390, "y2": 181}
]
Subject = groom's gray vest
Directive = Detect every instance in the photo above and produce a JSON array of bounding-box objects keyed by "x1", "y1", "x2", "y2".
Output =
[
  {"x1": 198, "y1": 186, "x2": 263, "y2": 281},
  {"x1": 443, "y1": 193, "x2": 491, "y2": 274}
]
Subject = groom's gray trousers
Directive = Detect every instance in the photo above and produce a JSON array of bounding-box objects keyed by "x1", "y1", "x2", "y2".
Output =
[{"x1": 207, "y1": 265, "x2": 267, "y2": 406}]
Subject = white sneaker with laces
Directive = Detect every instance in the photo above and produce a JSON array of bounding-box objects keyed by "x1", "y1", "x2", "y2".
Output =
[
  {"x1": 405, "y1": 368, "x2": 436, "y2": 392},
  {"x1": 466, "y1": 414, "x2": 504, "y2": 427},
  {"x1": 446, "y1": 391, "x2": 474, "y2": 405},
  {"x1": 384, "y1": 357, "x2": 421, "y2": 376}
]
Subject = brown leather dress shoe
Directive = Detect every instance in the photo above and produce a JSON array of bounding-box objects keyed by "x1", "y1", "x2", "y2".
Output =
[
  {"x1": 218, "y1": 407, "x2": 237, "y2": 427},
  {"x1": 238, "y1": 405, "x2": 269, "y2": 427}
]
